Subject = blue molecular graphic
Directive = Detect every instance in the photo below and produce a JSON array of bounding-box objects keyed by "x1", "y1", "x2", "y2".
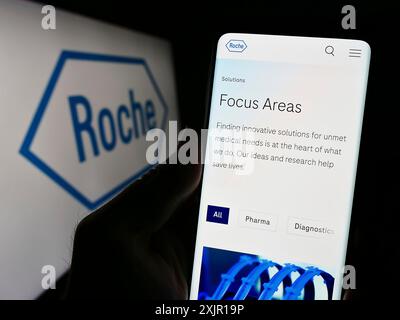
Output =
[{"x1": 198, "y1": 247, "x2": 334, "y2": 300}]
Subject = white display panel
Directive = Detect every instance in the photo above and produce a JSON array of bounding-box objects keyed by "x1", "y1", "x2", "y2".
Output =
[{"x1": 191, "y1": 33, "x2": 370, "y2": 300}]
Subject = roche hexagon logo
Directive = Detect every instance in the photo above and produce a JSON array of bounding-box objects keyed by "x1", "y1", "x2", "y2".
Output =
[
  {"x1": 20, "y1": 50, "x2": 169, "y2": 210},
  {"x1": 226, "y1": 40, "x2": 247, "y2": 53}
]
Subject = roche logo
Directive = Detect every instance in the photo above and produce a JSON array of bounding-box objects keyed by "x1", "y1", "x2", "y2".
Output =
[
  {"x1": 20, "y1": 50, "x2": 169, "y2": 210},
  {"x1": 226, "y1": 40, "x2": 247, "y2": 53}
]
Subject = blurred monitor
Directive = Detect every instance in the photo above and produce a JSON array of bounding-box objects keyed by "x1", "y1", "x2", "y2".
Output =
[{"x1": 0, "y1": 0, "x2": 178, "y2": 298}]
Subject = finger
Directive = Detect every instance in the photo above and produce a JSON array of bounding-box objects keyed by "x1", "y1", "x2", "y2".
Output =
[{"x1": 73, "y1": 142, "x2": 202, "y2": 240}]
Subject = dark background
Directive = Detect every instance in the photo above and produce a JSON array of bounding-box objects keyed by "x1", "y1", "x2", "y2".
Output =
[{"x1": 34, "y1": 0, "x2": 398, "y2": 300}]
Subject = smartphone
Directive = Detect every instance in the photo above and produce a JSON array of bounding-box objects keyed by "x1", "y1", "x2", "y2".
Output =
[{"x1": 190, "y1": 33, "x2": 370, "y2": 300}]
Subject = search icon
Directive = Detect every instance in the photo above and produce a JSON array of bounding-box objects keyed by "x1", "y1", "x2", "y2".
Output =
[{"x1": 325, "y1": 45, "x2": 335, "y2": 56}]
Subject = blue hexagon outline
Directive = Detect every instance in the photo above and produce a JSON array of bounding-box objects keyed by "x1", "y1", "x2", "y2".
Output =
[
  {"x1": 225, "y1": 39, "x2": 247, "y2": 52},
  {"x1": 20, "y1": 50, "x2": 169, "y2": 210}
]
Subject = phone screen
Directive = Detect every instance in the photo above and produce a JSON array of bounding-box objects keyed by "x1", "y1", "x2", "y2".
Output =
[{"x1": 190, "y1": 33, "x2": 370, "y2": 300}]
